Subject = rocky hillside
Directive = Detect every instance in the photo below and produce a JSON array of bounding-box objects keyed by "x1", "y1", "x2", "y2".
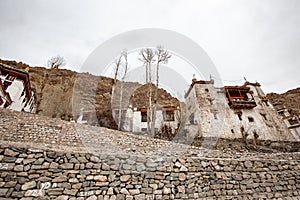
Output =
[
  {"x1": 267, "y1": 87, "x2": 300, "y2": 116},
  {"x1": 0, "y1": 59, "x2": 179, "y2": 129}
]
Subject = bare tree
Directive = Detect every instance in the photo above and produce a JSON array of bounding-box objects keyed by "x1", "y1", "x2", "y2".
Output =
[
  {"x1": 47, "y1": 55, "x2": 66, "y2": 69},
  {"x1": 151, "y1": 46, "x2": 171, "y2": 136},
  {"x1": 139, "y1": 48, "x2": 155, "y2": 134},
  {"x1": 174, "y1": 102, "x2": 187, "y2": 135},
  {"x1": 117, "y1": 50, "x2": 128, "y2": 130},
  {"x1": 112, "y1": 50, "x2": 128, "y2": 130},
  {"x1": 112, "y1": 54, "x2": 122, "y2": 85}
]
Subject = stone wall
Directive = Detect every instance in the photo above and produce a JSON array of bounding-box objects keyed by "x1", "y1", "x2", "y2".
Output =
[
  {"x1": 0, "y1": 145, "x2": 300, "y2": 199},
  {"x1": 0, "y1": 108, "x2": 300, "y2": 199}
]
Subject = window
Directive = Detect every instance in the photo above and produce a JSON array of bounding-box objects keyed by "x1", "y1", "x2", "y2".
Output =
[
  {"x1": 163, "y1": 110, "x2": 175, "y2": 121},
  {"x1": 7, "y1": 75, "x2": 15, "y2": 81},
  {"x1": 4, "y1": 101, "x2": 9, "y2": 108},
  {"x1": 213, "y1": 113, "x2": 218, "y2": 120},
  {"x1": 231, "y1": 129, "x2": 234, "y2": 134},
  {"x1": 260, "y1": 113, "x2": 267, "y2": 120},
  {"x1": 205, "y1": 88, "x2": 209, "y2": 92},
  {"x1": 237, "y1": 112, "x2": 242, "y2": 121},
  {"x1": 278, "y1": 111, "x2": 284, "y2": 116},
  {"x1": 248, "y1": 117, "x2": 254, "y2": 122},
  {"x1": 189, "y1": 113, "x2": 195, "y2": 124},
  {"x1": 141, "y1": 111, "x2": 147, "y2": 122},
  {"x1": 288, "y1": 117, "x2": 299, "y2": 125}
]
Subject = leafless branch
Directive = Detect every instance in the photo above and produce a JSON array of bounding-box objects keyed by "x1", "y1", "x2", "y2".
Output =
[{"x1": 47, "y1": 55, "x2": 66, "y2": 69}]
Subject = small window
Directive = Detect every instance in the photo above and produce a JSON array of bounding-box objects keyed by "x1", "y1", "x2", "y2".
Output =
[
  {"x1": 237, "y1": 113, "x2": 242, "y2": 121},
  {"x1": 260, "y1": 113, "x2": 267, "y2": 120},
  {"x1": 6, "y1": 75, "x2": 15, "y2": 81},
  {"x1": 141, "y1": 111, "x2": 147, "y2": 122},
  {"x1": 205, "y1": 88, "x2": 209, "y2": 92},
  {"x1": 288, "y1": 117, "x2": 299, "y2": 125},
  {"x1": 278, "y1": 111, "x2": 284, "y2": 116},
  {"x1": 248, "y1": 117, "x2": 254, "y2": 122},
  {"x1": 231, "y1": 129, "x2": 234, "y2": 134},
  {"x1": 189, "y1": 113, "x2": 195, "y2": 124},
  {"x1": 213, "y1": 113, "x2": 217, "y2": 120},
  {"x1": 141, "y1": 128, "x2": 147, "y2": 132},
  {"x1": 163, "y1": 110, "x2": 175, "y2": 121},
  {"x1": 4, "y1": 101, "x2": 10, "y2": 108}
]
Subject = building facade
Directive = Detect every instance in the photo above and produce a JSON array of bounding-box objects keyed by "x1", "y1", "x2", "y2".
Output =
[
  {"x1": 184, "y1": 79, "x2": 296, "y2": 141},
  {"x1": 0, "y1": 63, "x2": 35, "y2": 113},
  {"x1": 273, "y1": 104, "x2": 300, "y2": 141},
  {"x1": 114, "y1": 106, "x2": 179, "y2": 133}
]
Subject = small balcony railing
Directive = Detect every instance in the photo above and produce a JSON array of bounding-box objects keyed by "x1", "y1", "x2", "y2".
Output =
[{"x1": 229, "y1": 98, "x2": 257, "y2": 109}]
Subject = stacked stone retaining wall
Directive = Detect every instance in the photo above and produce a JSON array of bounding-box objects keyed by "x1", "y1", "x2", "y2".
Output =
[
  {"x1": 0, "y1": 108, "x2": 300, "y2": 199},
  {"x1": 0, "y1": 145, "x2": 299, "y2": 199}
]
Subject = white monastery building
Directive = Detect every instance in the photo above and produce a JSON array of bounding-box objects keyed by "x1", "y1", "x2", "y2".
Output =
[{"x1": 184, "y1": 78, "x2": 297, "y2": 141}]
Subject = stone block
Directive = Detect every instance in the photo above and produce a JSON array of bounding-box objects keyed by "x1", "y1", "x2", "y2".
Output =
[
  {"x1": 94, "y1": 175, "x2": 107, "y2": 182},
  {"x1": 129, "y1": 189, "x2": 140, "y2": 195},
  {"x1": 0, "y1": 188, "x2": 8, "y2": 197},
  {"x1": 52, "y1": 176, "x2": 68, "y2": 183},
  {"x1": 63, "y1": 189, "x2": 78, "y2": 196},
  {"x1": 120, "y1": 175, "x2": 131, "y2": 182},
  {"x1": 56, "y1": 195, "x2": 69, "y2": 200},
  {"x1": 61, "y1": 163, "x2": 74, "y2": 169},
  {"x1": 21, "y1": 181, "x2": 36, "y2": 190},
  {"x1": 4, "y1": 148, "x2": 19, "y2": 157},
  {"x1": 134, "y1": 194, "x2": 146, "y2": 200}
]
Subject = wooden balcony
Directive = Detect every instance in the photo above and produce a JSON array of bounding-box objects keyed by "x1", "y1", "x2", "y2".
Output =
[
  {"x1": 225, "y1": 86, "x2": 257, "y2": 109},
  {"x1": 228, "y1": 99, "x2": 257, "y2": 109}
]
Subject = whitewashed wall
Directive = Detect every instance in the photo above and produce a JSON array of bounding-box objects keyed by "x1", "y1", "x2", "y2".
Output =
[
  {"x1": 120, "y1": 109, "x2": 179, "y2": 133},
  {"x1": 0, "y1": 77, "x2": 35, "y2": 113}
]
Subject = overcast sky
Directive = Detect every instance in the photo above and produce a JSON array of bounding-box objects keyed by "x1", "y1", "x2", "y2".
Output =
[{"x1": 0, "y1": 0, "x2": 299, "y2": 94}]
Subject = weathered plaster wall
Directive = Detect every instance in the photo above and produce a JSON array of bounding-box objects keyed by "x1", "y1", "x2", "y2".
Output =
[
  {"x1": 184, "y1": 85, "x2": 201, "y2": 141},
  {"x1": 290, "y1": 127, "x2": 300, "y2": 141},
  {"x1": 130, "y1": 110, "x2": 178, "y2": 133}
]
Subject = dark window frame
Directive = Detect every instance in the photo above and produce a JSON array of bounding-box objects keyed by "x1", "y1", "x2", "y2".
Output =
[
  {"x1": 237, "y1": 113, "x2": 242, "y2": 121},
  {"x1": 141, "y1": 111, "x2": 147, "y2": 122},
  {"x1": 163, "y1": 110, "x2": 175, "y2": 122},
  {"x1": 248, "y1": 116, "x2": 254, "y2": 122}
]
